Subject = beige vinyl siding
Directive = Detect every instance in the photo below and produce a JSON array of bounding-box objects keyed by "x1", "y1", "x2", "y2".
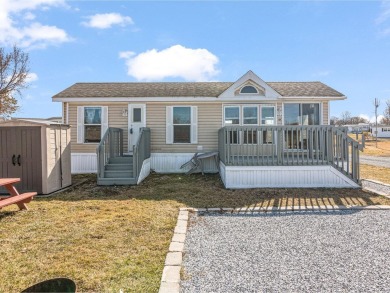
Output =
[
  {"x1": 147, "y1": 102, "x2": 222, "y2": 153},
  {"x1": 322, "y1": 101, "x2": 329, "y2": 125},
  {"x1": 67, "y1": 100, "x2": 332, "y2": 154},
  {"x1": 68, "y1": 103, "x2": 129, "y2": 153}
]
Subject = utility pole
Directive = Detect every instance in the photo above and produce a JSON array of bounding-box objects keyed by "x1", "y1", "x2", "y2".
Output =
[{"x1": 374, "y1": 98, "x2": 380, "y2": 148}]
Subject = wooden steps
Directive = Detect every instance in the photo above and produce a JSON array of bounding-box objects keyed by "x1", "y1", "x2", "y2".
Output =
[{"x1": 97, "y1": 156, "x2": 136, "y2": 186}]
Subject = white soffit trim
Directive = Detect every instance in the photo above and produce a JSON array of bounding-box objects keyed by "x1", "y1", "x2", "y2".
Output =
[
  {"x1": 52, "y1": 96, "x2": 292, "y2": 102},
  {"x1": 281, "y1": 96, "x2": 347, "y2": 100},
  {"x1": 218, "y1": 70, "x2": 281, "y2": 100}
]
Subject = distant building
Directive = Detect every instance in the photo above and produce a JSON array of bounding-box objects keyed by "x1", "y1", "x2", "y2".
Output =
[
  {"x1": 371, "y1": 125, "x2": 390, "y2": 138},
  {"x1": 344, "y1": 123, "x2": 371, "y2": 133}
]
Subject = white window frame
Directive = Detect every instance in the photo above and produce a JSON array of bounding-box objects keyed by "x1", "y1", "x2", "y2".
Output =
[
  {"x1": 282, "y1": 102, "x2": 322, "y2": 126},
  {"x1": 166, "y1": 106, "x2": 197, "y2": 144},
  {"x1": 77, "y1": 106, "x2": 108, "y2": 144},
  {"x1": 242, "y1": 105, "x2": 259, "y2": 125},
  {"x1": 224, "y1": 105, "x2": 241, "y2": 126},
  {"x1": 240, "y1": 85, "x2": 259, "y2": 94}
]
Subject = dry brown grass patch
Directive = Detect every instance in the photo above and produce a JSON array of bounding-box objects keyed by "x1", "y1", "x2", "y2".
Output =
[
  {"x1": 1, "y1": 173, "x2": 389, "y2": 292},
  {"x1": 360, "y1": 164, "x2": 390, "y2": 185}
]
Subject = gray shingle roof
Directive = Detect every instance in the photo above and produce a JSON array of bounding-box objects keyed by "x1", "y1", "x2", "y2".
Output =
[
  {"x1": 53, "y1": 81, "x2": 344, "y2": 98},
  {"x1": 267, "y1": 82, "x2": 344, "y2": 97}
]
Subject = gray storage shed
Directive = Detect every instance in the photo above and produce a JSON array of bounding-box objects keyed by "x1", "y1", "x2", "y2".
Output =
[{"x1": 0, "y1": 119, "x2": 71, "y2": 194}]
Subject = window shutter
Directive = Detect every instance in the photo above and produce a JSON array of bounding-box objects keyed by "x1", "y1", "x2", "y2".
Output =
[
  {"x1": 166, "y1": 106, "x2": 173, "y2": 144},
  {"x1": 77, "y1": 106, "x2": 84, "y2": 143},
  {"x1": 191, "y1": 106, "x2": 198, "y2": 144},
  {"x1": 101, "y1": 106, "x2": 109, "y2": 138}
]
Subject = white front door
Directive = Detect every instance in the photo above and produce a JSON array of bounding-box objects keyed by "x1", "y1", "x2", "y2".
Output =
[{"x1": 128, "y1": 104, "x2": 146, "y2": 152}]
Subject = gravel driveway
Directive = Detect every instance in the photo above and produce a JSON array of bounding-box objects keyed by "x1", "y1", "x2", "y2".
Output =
[
  {"x1": 360, "y1": 155, "x2": 390, "y2": 168},
  {"x1": 181, "y1": 210, "x2": 390, "y2": 292}
]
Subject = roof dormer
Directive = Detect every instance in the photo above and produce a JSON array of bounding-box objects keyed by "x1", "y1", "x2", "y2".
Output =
[
  {"x1": 234, "y1": 80, "x2": 265, "y2": 96},
  {"x1": 218, "y1": 70, "x2": 280, "y2": 100}
]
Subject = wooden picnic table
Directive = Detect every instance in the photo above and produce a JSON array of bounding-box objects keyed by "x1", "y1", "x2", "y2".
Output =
[{"x1": 0, "y1": 178, "x2": 36, "y2": 211}]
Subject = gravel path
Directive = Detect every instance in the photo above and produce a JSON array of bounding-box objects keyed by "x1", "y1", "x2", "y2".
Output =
[
  {"x1": 360, "y1": 155, "x2": 390, "y2": 168},
  {"x1": 181, "y1": 211, "x2": 390, "y2": 292}
]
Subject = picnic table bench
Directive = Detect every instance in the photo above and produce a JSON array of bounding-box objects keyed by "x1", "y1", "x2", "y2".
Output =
[{"x1": 0, "y1": 178, "x2": 36, "y2": 210}]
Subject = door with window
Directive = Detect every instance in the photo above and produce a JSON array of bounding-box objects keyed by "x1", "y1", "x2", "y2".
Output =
[
  {"x1": 283, "y1": 103, "x2": 320, "y2": 150},
  {"x1": 128, "y1": 104, "x2": 146, "y2": 152}
]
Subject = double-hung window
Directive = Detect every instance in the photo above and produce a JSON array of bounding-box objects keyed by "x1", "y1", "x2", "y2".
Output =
[
  {"x1": 166, "y1": 106, "x2": 197, "y2": 144},
  {"x1": 77, "y1": 106, "x2": 108, "y2": 143}
]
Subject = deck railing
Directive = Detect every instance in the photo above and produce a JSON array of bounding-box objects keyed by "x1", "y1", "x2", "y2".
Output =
[
  {"x1": 218, "y1": 126, "x2": 361, "y2": 183},
  {"x1": 97, "y1": 127, "x2": 123, "y2": 178},
  {"x1": 133, "y1": 127, "x2": 151, "y2": 180}
]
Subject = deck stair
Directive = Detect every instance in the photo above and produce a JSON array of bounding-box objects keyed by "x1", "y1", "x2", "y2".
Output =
[
  {"x1": 98, "y1": 156, "x2": 137, "y2": 185},
  {"x1": 97, "y1": 127, "x2": 151, "y2": 186}
]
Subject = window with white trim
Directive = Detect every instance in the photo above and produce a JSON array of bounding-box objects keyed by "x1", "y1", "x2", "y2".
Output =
[
  {"x1": 224, "y1": 106, "x2": 240, "y2": 125},
  {"x1": 77, "y1": 106, "x2": 108, "y2": 143},
  {"x1": 166, "y1": 106, "x2": 197, "y2": 144},
  {"x1": 243, "y1": 106, "x2": 258, "y2": 125},
  {"x1": 284, "y1": 103, "x2": 320, "y2": 125},
  {"x1": 223, "y1": 105, "x2": 276, "y2": 144},
  {"x1": 240, "y1": 85, "x2": 258, "y2": 94}
]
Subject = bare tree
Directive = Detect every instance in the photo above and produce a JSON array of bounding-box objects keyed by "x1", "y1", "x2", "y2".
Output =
[
  {"x1": 350, "y1": 116, "x2": 368, "y2": 124},
  {"x1": 330, "y1": 116, "x2": 339, "y2": 125},
  {"x1": 338, "y1": 111, "x2": 352, "y2": 125},
  {"x1": 380, "y1": 99, "x2": 390, "y2": 125},
  {"x1": 0, "y1": 46, "x2": 30, "y2": 117}
]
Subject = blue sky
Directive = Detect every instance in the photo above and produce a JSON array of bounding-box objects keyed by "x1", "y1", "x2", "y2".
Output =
[{"x1": 1, "y1": 0, "x2": 390, "y2": 121}]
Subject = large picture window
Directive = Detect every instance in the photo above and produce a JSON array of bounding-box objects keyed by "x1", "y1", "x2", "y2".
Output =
[
  {"x1": 283, "y1": 103, "x2": 321, "y2": 150},
  {"x1": 284, "y1": 103, "x2": 320, "y2": 125}
]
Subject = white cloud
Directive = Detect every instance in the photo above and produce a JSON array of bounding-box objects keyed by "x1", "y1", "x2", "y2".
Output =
[
  {"x1": 26, "y1": 72, "x2": 38, "y2": 83},
  {"x1": 119, "y1": 51, "x2": 135, "y2": 59},
  {"x1": 376, "y1": 1, "x2": 390, "y2": 36},
  {"x1": 376, "y1": 1, "x2": 390, "y2": 24},
  {"x1": 313, "y1": 70, "x2": 330, "y2": 77},
  {"x1": 82, "y1": 13, "x2": 133, "y2": 29},
  {"x1": 359, "y1": 114, "x2": 385, "y2": 123},
  {"x1": 119, "y1": 45, "x2": 220, "y2": 81},
  {"x1": 0, "y1": 0, "x2": 71, "y2": 48},
  {"x1": 23, "y1": 12, "x2": 36, "y2": 20}
]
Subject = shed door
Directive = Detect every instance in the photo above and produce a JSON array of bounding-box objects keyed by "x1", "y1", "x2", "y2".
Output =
[{"x1": 0, "y1": 127, "x2": 42, "y2": 193}]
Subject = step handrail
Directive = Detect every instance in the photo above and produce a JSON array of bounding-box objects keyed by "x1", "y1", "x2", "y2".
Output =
[
  {"x1": 96, "y1": 127, "x2": 123, "y2": 178},
  {"x1": 133, "y1": 127, "x2": 151, "y2": 182}
]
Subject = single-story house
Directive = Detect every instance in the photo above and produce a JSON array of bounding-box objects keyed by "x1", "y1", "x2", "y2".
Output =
[
  {"x1": 371, "y1": 125, "x2": 390, "y2": 138},
  {"x1": 52, "y1": 70, "x2": 361, "y2": 188},
  {"x1": 344, "y1": 123, "x2": 371, "y2": 133}
]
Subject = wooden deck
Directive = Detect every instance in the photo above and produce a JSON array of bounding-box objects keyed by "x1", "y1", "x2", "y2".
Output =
[{"x1": 219, "y1": 125, "x2": 361, "y2": 183}]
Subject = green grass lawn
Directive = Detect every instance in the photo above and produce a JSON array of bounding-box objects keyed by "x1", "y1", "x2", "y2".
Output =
[{"x1": 1, "y1": 173, "x2": 389, "y2": 292}]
